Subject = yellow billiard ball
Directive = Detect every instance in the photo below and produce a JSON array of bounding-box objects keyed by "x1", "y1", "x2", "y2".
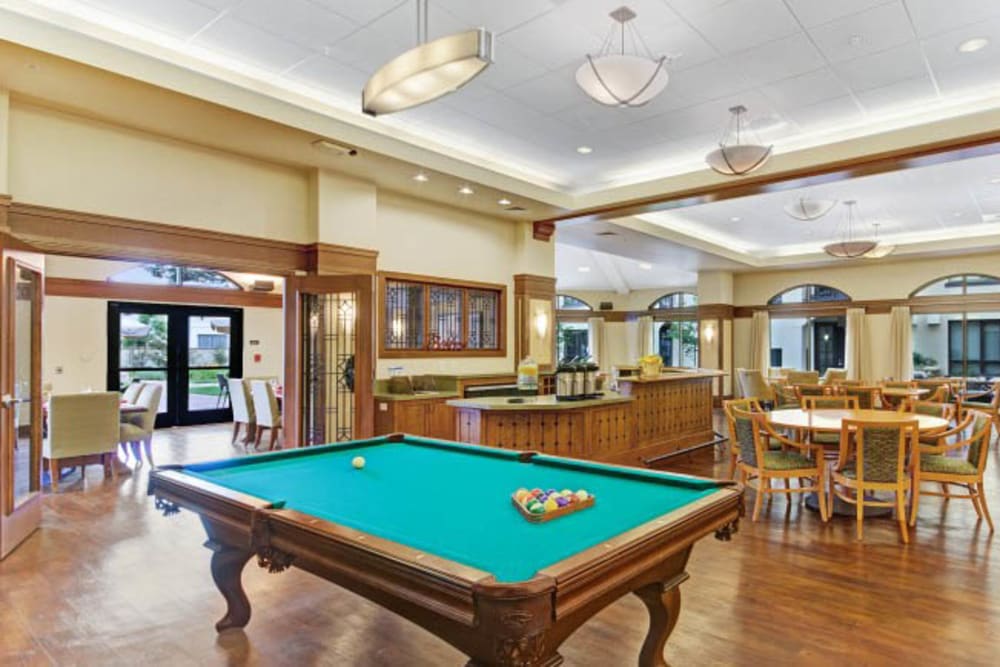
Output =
[{"x1": 352, "y1": 456, "x2": 366, "y2": 470}]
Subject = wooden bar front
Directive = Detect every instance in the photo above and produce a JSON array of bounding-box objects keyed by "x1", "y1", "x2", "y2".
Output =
[
  {"x1": 616, "y1": 370, "x2": 722, "y2": 460},
  {"x1": 450, "y1": 395, "x2": 635, "y2": 463}
]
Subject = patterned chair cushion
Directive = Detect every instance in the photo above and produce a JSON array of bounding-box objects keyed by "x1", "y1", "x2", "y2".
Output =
[
  {"x1": 842, "y1": 426, "x2": 905, "y2": 482},
  {"x1": 919, "y1": 454, "x2": 976, "y2": 476},
  {"x1": 762, "y1": 451, "x2": 815, "y2": 471}
]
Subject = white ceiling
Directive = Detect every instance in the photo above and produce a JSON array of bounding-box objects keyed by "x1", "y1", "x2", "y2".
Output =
[
  {"x1": 639, "y1": 149, "x2": 1000, "y2": 258},
  {"x1": 12, "y1": 0, "x2": 1000, "y2": 192}
]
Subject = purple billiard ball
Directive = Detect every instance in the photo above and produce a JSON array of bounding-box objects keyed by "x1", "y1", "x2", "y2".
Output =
[{"x1": 555, "y1": 497, "x2": 570, "y2": 508}]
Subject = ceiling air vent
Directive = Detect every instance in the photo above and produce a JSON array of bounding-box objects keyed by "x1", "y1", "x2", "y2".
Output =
[
  {"x1": 595, "y1": 231, "x2": 618, "y2": 237},
  {"x1": 505, "y1": 205, "x2": 527, "y2": 212}
]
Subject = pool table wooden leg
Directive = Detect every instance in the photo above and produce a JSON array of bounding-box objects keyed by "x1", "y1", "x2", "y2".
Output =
[
  {"x1": 635, "y1": 579, "x2": 683, "y2": 667},
  {"x1": 206, "y1": 539, "x2": 253, "y2": 632}
]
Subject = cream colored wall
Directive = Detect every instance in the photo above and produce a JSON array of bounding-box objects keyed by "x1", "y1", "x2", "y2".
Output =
[
  {"x1": 8, "y1": 102, "x2": 311, "y2": 242},
  {"x1": 373, "y1": 191, "x2": 552, "y2": 377}
]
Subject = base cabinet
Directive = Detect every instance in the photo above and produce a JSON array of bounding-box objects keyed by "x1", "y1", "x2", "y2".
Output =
[{"x1": 374, "y1": 398, "x2": 456, "y2": 440}]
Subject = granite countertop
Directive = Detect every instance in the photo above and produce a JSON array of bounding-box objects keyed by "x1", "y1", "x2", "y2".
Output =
[
  {"x1": 617, "y1": 369, "x2": 724, "y2": 383},
  {"x1": 374, "y1": 391, "x2": 461, "y2": 402},
  {"x1": 446, "y1": 392, "x2": 632, "y2": 411}
]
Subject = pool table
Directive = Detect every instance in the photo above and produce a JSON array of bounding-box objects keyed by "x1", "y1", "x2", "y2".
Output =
[{"x1": 149, "y1": 434, "x2": 742, "y2": 666}]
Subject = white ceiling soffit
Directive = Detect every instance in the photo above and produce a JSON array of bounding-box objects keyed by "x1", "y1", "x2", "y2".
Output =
[{"x1": 5, "y1": 0, "x2": 1000, "y2": 201}]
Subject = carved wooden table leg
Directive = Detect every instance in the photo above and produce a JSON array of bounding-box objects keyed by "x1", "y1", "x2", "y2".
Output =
[
  {"x1": 206, "y1": 540, "x2": 253, "y2": 632},
  {"x1": 634, "y1": 581, "x2": 683, "y2": 667}
]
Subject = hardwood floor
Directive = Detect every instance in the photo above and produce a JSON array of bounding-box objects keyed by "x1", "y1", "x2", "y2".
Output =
[{"x1": 1, "y1": 418, "x2": 998, "y2": 666}]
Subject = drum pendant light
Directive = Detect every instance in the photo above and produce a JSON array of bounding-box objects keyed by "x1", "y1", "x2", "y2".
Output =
[{"x1": 363, "y1": 0, "x2": 493, "y2": 116}]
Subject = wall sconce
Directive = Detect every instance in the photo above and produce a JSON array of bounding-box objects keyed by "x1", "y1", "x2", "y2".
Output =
[
  {"x1": 533, "y1": 310, "x2": 549, "y2": 338},
  {"x1": 703, "y1": 322, "x2": 716, "y2": 343}
]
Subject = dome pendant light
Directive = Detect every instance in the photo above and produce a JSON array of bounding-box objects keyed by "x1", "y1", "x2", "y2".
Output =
[
  {"x1": 705, "y1": 105, "x2": 773, "y2": 176},
  {"x1": 783, "y1": 197, "x2": 837, "y2": 221},
  {"x1": 575, "y1": 6, "x2": 670, "y2": 108},
  {"x1": 823, "y1": 200, "x2": 879, "y2": 259},
  {"x1": 862, "y1": 222, "x2": 895, "y2": 259},
  {"x1": 363, "y1": 0, "x2": 493, "y2": 116}
]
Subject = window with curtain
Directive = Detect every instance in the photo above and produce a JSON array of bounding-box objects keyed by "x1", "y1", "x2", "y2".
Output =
[
  {"x1": 767, "y1": 284, "x2": 849, "y2": 305},
  {"x1": 911, "y1": 274, "x2": 1000, "y2": 382},
  {"x1": 648, "y1": 292, "x2": 698, "y2": 366},
  {"x1": 649, "y1": 292, "x2": 698, "y2": 309},
  {"x1": 557, "y1": 321, "x2": 589, "y2": 362},
  {"x1": 381, "y1": 274, "x2": 505, "y2": 356}
]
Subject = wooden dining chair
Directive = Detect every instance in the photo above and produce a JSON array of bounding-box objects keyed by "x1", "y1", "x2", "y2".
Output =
[
  {"x1": 723, "y1": 398, "x2": 786, "y2": 479},
  {"x1": 802, "y1": 395, "x2": 859, "y2": 446},
  {"x1": 250, "y1": 380, "x2": 282, "y2": 450},
  {"x1": 771, "y1": 382, "x2": 799, "y2": 409},
  {"x1": 841, "y1": 385, "x2": 882, "y2": 410},
  {"x1": 883, "y1": 380, "x2": 916, "y2": 389},
  {"x1": 899, "y1": 400, "x2": 955, "y2": 445},
  {"x1": 911, "y1": 413, "x2": 993, "y2": 533},
  {"x1": 829, "y1": 418, "x2": 917, "y2": 543},
  {"x1": 228, "y1": 378, "x2": 255, "y2": 446},
  {"x1": 958, "y1": 380, "x2": 1000, "y2": 446},
  {"x1": 796, "y1": 383, "x2": 830, "y2": 399},
  {"x1": 730, "y1": 407, "x2": 829, "y2": 522}
]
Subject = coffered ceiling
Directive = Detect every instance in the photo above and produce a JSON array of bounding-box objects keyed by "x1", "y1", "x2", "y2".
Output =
[{"x1": 7, "y1": 0, "x2": 1000, "y2": 195}]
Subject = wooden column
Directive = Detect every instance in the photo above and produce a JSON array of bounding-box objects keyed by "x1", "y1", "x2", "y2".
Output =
[
  {"x1": 697, "y1": 304, "x2": 734, "y2": 404},
  {"x1": 513, "y1": 274, "x2": 556, "y2": 371}
]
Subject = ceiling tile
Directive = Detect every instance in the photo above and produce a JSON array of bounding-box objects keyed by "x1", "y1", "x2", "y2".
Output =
[
  {"x1": 231, "y1": 0, "x2": 357, "y2": 51},
  {"x1": 283, "y1": 56, "x2": 368, "y2": 99},
  {"x1": 474, "y1": 41, "x2": 543, "y2": 90},
  {"x1": 905, "y1": 0, "x2": 1000, "y2": 38},
  {"x1": 854, "y1": 74, "x2": 938, "y2": 114},
  {"x1": 309, "y1": 0, "x2": 406, "y2": 27},
  {"x1": 80, "y1": 0, "x2": 219, "y2": 38},
  {"x1": 806, "y1": 1, "x2": 916, "y2": 63},
  {"x1": 501, "y1": 8, "x2": 611, "y2": 70},
  {"x1": 785, "y1": 95, "x2": 864, "y2": 132},
  {"x1": 504, "y1": 65, "x2": 590, "y2": 114},
  {"x1": 435, "y1": 0, "x2": 556, "y2": 34},
  {"x1": 760, "y1": 67, "x2": 853, "y2": 109},
  {"x1": 557, "y1": 0, "x2": 683, "y2": 38},
  {"x1": 732, "y1": 32, "x2": 826, "y2": 86},
  {"x1": 664, "y1": 58, "x2": 754, "y2": 106},
  {"x1": 678, "y1": 0, "x2": 801, "y2": 55},
  {"x1": 921, "y1": 17, "x2": 1000, "y2": 78},
  {"x1": 192, "y1": 16, "x2": 313, "y2": 72},
  {"x1": 783, "y1": 0, "x2": 899, "y2": 27},
  {"x1": 833, "y1": 42, "x2": 928, "y2": 92}
]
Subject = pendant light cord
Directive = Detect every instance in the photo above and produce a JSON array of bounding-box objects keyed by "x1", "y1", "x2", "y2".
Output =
[{"x1": 415, "y1": 0, "x2": 428, "y2": 44}]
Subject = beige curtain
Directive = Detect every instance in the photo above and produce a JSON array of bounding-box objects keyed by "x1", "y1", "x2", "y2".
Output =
[
  {"x1": 587, "y1": 317, "x2": 607, "y2": 373},
  {"x1": 845, "y1": 307, "x2": 870, "y2": 381},
  {"x1": 637, "y1": 316, "x2": 655, "y2": 358},
  {"x1": 749, "y1": 310, "x2": 770, "y2": 377},
  {"x1": 888, "y1": 306, "x2": 913, "y2": 381}
]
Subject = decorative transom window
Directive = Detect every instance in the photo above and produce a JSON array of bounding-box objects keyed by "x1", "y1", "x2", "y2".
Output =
[
  {"x1": 381, "y1": 273, "x2": 505, "y2": 356},
  {"x1": 911, "y1": 274, "x2": 1000, "y2": 298},
  {"x1": 768, "y1": 285, "x2": 849, "y2": 305},
  {"x1": 649, "y1": 292, "x2": 698, "y2": 309},
  {"x1": 556, "y1": 294, "x2": 592, "y2": 310},
  {"x1": 110, "y1": 264, "x2": 240, "y2": 290}
]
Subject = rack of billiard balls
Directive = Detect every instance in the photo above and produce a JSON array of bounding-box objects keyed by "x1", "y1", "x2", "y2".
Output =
[{"x1": 512, "y1": 487, "x2": 594, "y2": 523}]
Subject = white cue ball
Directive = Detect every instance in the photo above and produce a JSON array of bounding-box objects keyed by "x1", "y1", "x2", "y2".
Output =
[{"x1": 351, "y1": 456, "x2": 366, "y2": 470}]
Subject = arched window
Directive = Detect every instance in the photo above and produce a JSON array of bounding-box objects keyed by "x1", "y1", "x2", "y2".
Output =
[
  {"x1": 910, "y1": 274, "x2": 1000, "y2": 298},
  {"x1": 649, "y1": 292, "x2": 697, "y2": 309},
  {"x1": 110, "y1": 264, "x2": 241, "y2": 290},
  {"x1": 768, "y1": 284, "x2": 849, "y2": 305},
  {"x1": 556, "y1": 294, "x2": 592, "y2": 310}
]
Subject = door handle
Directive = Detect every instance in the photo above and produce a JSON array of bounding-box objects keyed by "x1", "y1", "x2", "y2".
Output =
[{"x1": 1, "y1": 394, "x2": 18, "y2": 408}]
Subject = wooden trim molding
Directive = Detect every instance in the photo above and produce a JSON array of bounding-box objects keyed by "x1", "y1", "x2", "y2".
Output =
[
  {"x1": 514, "y1": 274, "x2": 557, "y2": 294},
  {"x1": 304, "y1": 242, "x2": 378, "y2": 275},
  {"x1": 733, "y1": 293, "x2": 1000, "y2": 318},
  {"x1": 696, "y1": 304, "x2": 734, "y2": 319},
  {"x1": 45, "y1": 277, "x2": 282, "y2": 308},
  {"x1": 8, "y1": 202, "x2": 306, "y2": 274}
]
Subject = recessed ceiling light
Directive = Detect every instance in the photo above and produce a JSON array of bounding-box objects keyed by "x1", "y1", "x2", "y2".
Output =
[
  {"x1": 958, "y1": 37, "x2": 990, "y2": 53},
  {"x1": 576, "y1": 146, "x2": 593, "y2": 155},
  {"x1": 413, "y1": 172, "x2": 429, "y2": 182},
  {"x1": 497, "y1": 197, "x2": 512, "y2": 206},
  {"x1": 578, "y1": 266, "x2": 591, "y2": 272},
  {"x1": 638, "y1": 262, "x2": 652, "y2": 270},
  {"x1": 458, "y1": 185, "x2": 474, "y2": 196},
  {"x1": 848, "y1": 34, "x2": 865, "y2": 47},
  {"x1": 730, "y1": 216, "x2": 742, "y2": 222}
]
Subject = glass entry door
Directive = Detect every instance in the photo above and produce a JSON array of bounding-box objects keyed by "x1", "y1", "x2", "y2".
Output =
[
  {"x1": 1, "y1": 250, "x2": 44, "y2": 559},
  {"x1": 108, "y1": 303, "x2": 243, "y2": 427}
]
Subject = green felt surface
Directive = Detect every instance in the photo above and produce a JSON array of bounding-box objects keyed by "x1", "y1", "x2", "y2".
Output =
[{"x1": 185, "y1": 437, "x2": 719, "y2": 583}]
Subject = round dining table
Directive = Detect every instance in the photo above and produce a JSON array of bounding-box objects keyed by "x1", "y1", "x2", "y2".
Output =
[
  {"x1": 879, "y1": 387, "x2": 931, "y2": 400},
  {"x1": 763, "y1": 408, "x2": 950, "y2": 517},
  {"x1": 765, "y1": 408, "x2": 948, "y2": 434}
]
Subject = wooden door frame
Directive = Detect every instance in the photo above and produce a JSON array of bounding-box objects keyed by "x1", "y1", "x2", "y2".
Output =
[
  {"x1": 283, "y1": 274, "x2": 374, "y2": 447},
  {"x1": 0, "y1": 236, "x2": 45, "y2": 559}
]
